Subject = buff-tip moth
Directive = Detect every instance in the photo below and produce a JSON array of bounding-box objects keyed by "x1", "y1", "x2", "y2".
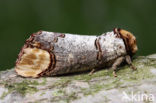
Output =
[{"x1": 15, "y1": 28, "x2": 137, "y2": 77}]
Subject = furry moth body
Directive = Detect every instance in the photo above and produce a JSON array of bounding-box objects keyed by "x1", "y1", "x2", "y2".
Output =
[{"x1": 15, "y1": 28, "x2": 138, "y2": 77}]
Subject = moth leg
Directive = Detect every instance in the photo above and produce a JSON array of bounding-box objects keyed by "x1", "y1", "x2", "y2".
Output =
[
  {"x1": 125, "y1": 55, "x2": 137, "y2": 70},
  {"x1": 112, "y1": 56, "x2": 125, "y2": 77},
  {"x1": 89, "y1": 69, "x2": 96, "y2": 75}
]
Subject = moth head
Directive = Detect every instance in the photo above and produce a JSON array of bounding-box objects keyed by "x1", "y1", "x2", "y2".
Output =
[{"x1": 115, "y1": 28, "x2": 138, "y2": 55}]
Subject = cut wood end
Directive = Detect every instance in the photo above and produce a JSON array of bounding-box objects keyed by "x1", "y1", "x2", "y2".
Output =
[{"x1": 15, "y1": 48, "x2": 51, "y2": 77}]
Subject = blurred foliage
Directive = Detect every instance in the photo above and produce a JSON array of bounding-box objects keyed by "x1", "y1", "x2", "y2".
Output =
[{"x1": 0, "y1": 0, "x2": 156, "y2": 70}]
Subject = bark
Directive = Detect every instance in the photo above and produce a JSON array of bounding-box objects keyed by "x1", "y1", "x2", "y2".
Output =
[
  {"x1": 15, "y1": 29, "x2": 127, "y2": 77},
  {"x1": 1, "y1": 54, "x2": 156, "y2": 103}
]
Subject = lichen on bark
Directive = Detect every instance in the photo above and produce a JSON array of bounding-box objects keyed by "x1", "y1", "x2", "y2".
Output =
[{"x1": 0, "y1": 54, "x2": 156, "y2": 103}]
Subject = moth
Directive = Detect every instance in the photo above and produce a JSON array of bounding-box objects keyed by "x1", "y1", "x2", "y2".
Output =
[{"x1": 15, "y1": 28, "x2": 138, "y2": 78}]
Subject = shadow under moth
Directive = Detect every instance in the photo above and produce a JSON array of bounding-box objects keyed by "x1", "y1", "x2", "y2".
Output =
[{"x1": 15, "y1": 28, "x2": 138, "y2": 78}]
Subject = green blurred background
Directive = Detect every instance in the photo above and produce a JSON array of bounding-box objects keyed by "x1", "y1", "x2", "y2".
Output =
[{"x1": 0, "y1": 0, "x2": 156, "y2": 70}]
